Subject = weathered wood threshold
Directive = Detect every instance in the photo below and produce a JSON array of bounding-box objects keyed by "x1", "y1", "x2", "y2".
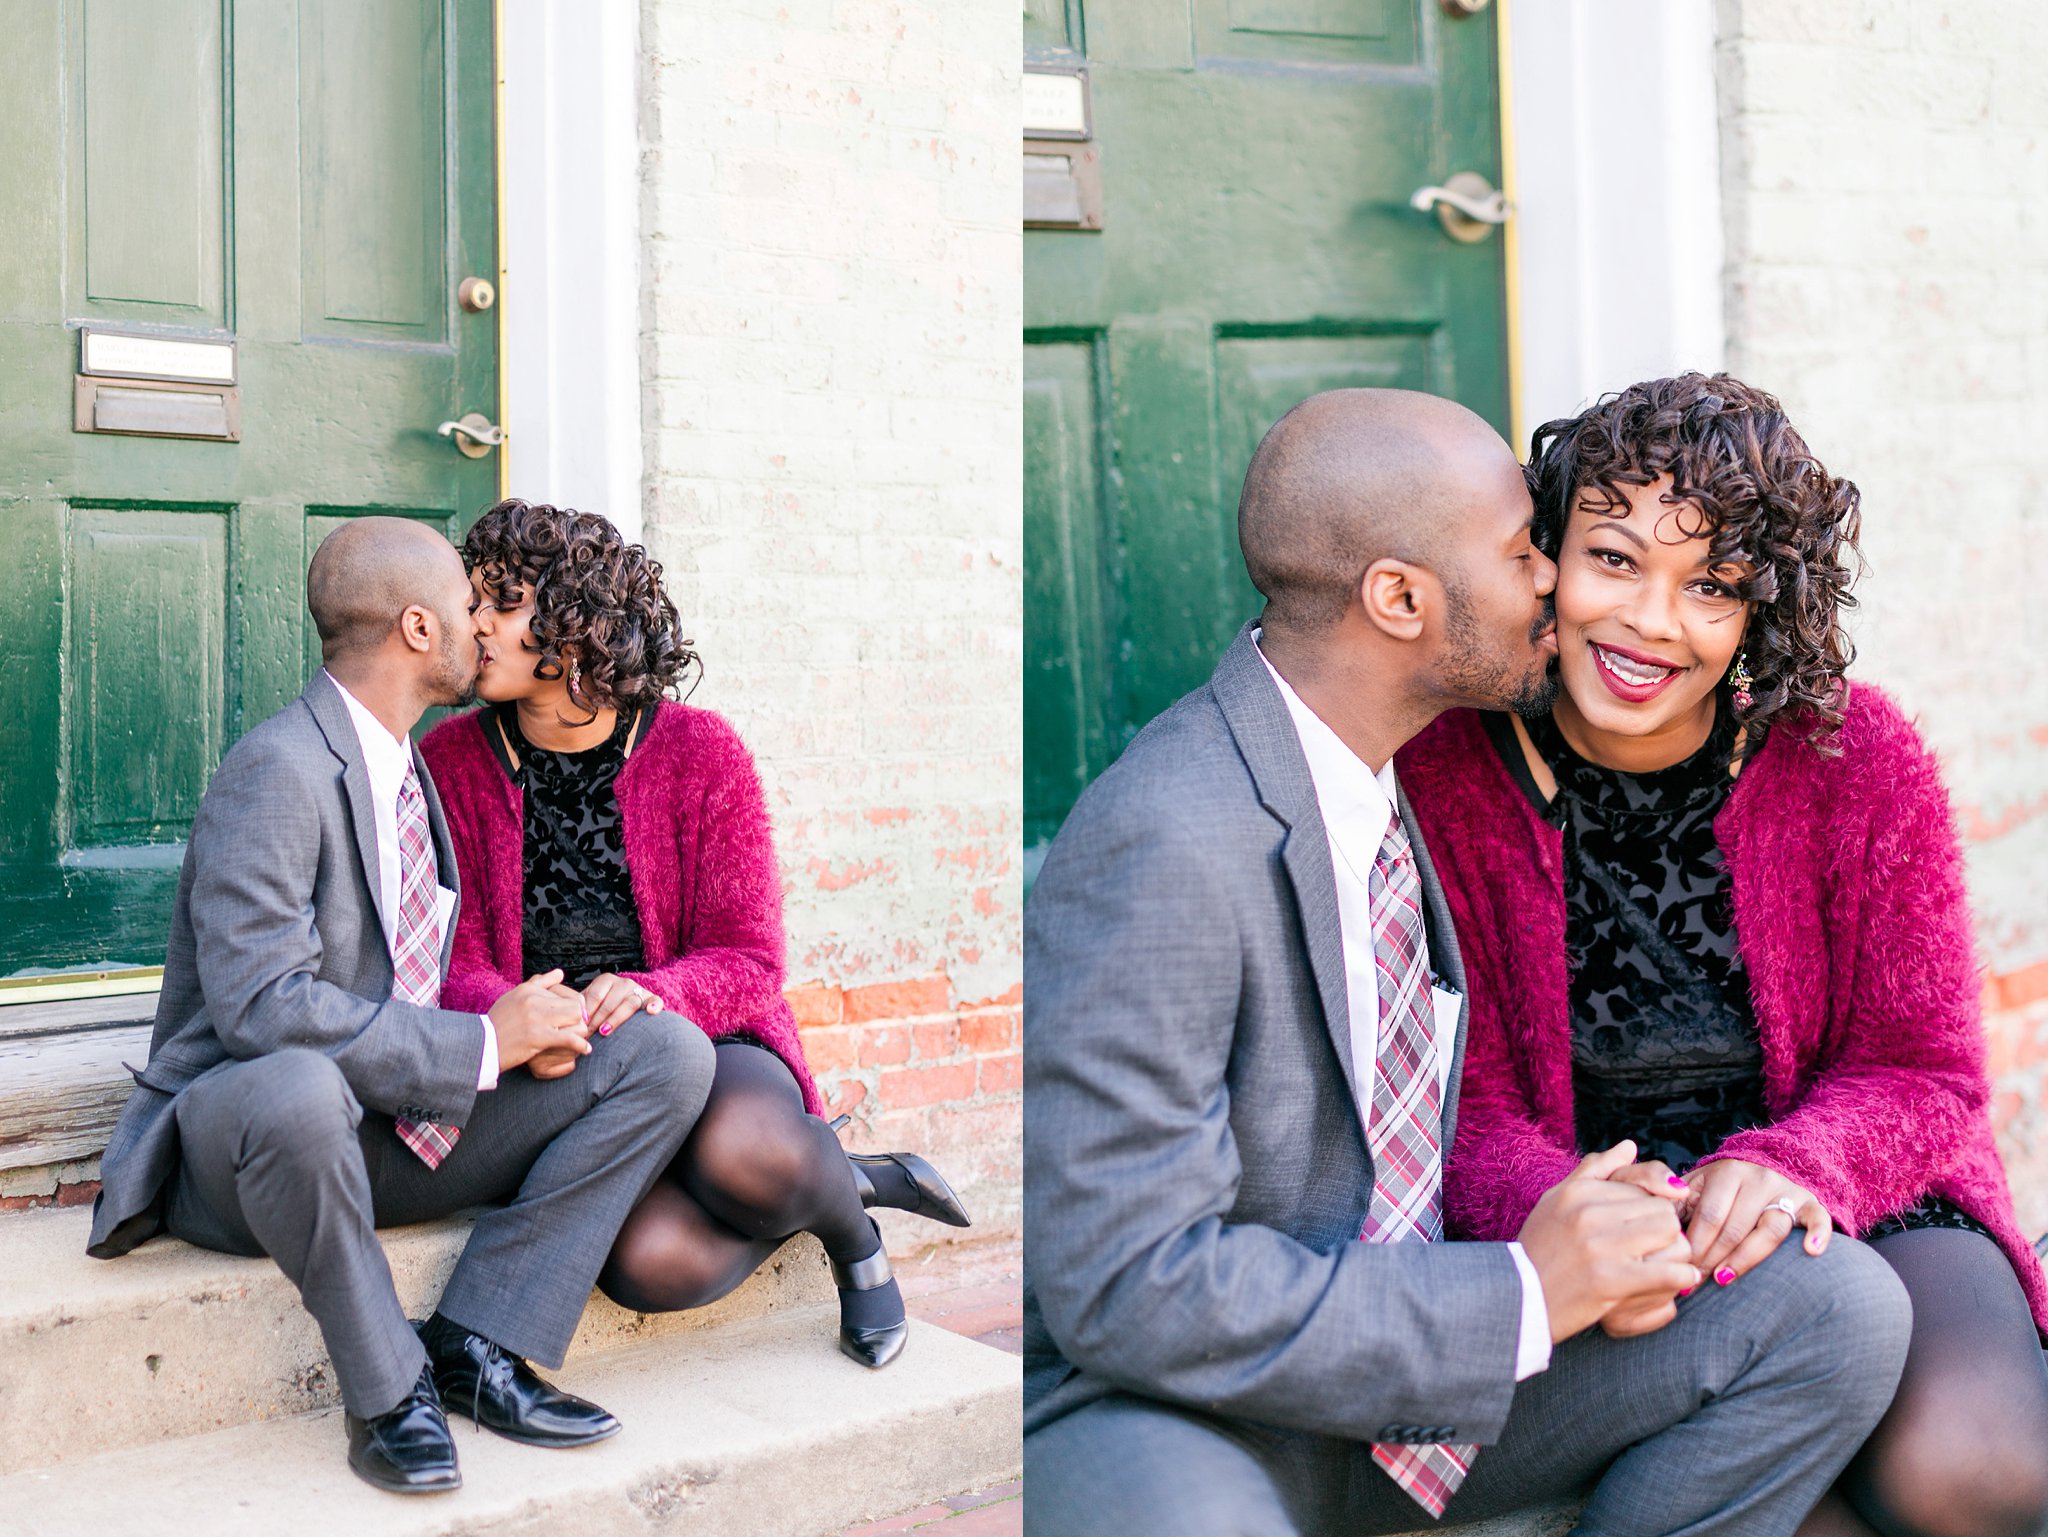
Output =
[{"x1": 0, "y1": 994, "x2": 156, "y2": 1172}]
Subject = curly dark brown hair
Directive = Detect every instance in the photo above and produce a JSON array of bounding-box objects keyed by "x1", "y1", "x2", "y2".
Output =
[
  {"x1": 1526, "y1": 373, "x2": 1863, "y2": 751},
  {"x1": 463, "y1": 498, "x2": 699, "y2": 719}
]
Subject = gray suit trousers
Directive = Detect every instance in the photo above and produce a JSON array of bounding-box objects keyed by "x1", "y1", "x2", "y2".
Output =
[
  {"x1": 167, "y1": 1014, "x2": 715, "y2": 1416},
  {"x1": 1026, "y1": 1236, "x2": 1912, "y2": 1537}
]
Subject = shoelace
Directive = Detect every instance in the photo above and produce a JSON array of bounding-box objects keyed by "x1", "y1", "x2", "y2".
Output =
[{"x1": 464, "y1": 1337, "x2": 516, "y2": 1435}]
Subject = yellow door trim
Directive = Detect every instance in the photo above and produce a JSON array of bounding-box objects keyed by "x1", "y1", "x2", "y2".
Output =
[
  {"x1": 493, "y1": 0, "x2": 510, "y2": 500},
  {"x1": 1495, "y1": 0, "x2": 1526, "y2": 459},
  {"x1": 0, "y1": 967, "x2": 164, "y2": 1005}
]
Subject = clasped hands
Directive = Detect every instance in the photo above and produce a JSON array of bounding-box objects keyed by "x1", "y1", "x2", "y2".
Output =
[
  {"x1": 485, "y1": 969, "x2": 665, "y2": 1080},
  {"x1": 1517, "y1": 1142, "x2": 1831, "y2": 1344}
]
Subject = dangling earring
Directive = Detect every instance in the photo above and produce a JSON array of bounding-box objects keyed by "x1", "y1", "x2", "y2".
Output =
[
  {"x1": 1727, "y1": 652, "x2": 1753, "y2": 714},
  {"x1": 568, "y1": 660, "x2": 582, "y2": 702}
]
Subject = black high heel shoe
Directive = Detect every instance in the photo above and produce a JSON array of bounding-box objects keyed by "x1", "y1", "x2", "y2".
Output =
[
  {"x1": 833, "y1": 1221, "x2": 909, "y2": 1369},
  {"x1": 828, "y1": 1116, "x2": 973, "y2": 1228}
]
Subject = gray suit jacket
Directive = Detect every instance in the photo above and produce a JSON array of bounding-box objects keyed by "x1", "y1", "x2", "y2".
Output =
[
  {"x1": 89, "y1": 671, "x2": 492, "y2": 1257},
  {"x1": 1023, "y1": 624, "x2": 1526, "y2": 1444}
]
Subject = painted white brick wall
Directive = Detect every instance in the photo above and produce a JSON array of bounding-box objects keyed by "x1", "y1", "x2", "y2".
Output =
[
  {"x1": 1719, "y1": 0, "x2": 2048, "y2": 1226},
  {"x1": 637, "y1": 2, "x2": 1021, "y2": 1003},
  {"x1": 1718, "y1": 0, "x2": 2048, "y2": 975}
]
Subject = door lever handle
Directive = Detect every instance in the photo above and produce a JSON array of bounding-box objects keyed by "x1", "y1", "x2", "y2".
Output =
[
  {"x1": 436, "y1": 412, "x2": 505, "y2": 457},
  {"x1": 1409, "y1": 172, "x2": 1511, "y2": 243}
]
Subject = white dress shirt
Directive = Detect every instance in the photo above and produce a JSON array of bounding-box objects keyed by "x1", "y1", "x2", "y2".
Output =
[
  {"x1": 327, "y1": 675, "x2": 499, "y2": 1091},
  {"x1": 1255, "y1": 639, "x2": 1551, "y2": 1380}
]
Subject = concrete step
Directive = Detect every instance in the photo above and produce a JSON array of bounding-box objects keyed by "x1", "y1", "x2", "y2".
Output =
[
  {"x1": 0, "y1": 1305, "x2": 1022, "y2": 1537},
  {"x1": 0, "y1": 1203, "x2": 839, "y2": 1473}
]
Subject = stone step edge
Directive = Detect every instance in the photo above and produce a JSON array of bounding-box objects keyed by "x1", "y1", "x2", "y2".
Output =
[
  {"x1": 0, "y1": 1202, "x2": 837, "y2": 1475},
  {"x1": 0, "y1": 1307, "x2": 1024, "y2": 1537}
]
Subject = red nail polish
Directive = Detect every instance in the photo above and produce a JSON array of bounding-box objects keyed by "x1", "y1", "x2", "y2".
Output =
[
  {"x1": 1668, "y1": 1176, "x2": 1688, "y2": 1189},
  {"x1": 599, "y1": 1024, "x2": 613, "y2": 1036},
  {"x1": 1714, "y1": 1266, "x2": 1735, "y2": 1285},
  {"x1": 1678, "y1": 1286, "x2": 1695, "y2": 1298}
]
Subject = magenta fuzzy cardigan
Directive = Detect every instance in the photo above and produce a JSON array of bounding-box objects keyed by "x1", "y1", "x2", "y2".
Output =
[
  {"x1": 1396, "y1": 688, "x2": 2048, "y2": 1331},
  {"x1": 419, "y1": 703, "x2": 822, "y2": 1117}
]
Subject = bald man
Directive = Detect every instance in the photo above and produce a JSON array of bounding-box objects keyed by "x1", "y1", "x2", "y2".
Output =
[
  {"x1": 89, "y1": 517, "x2": 718, "y2": 1494},
  {"x1": 1022, "y1": 392, "x2": 1910, "y2": 1536}
]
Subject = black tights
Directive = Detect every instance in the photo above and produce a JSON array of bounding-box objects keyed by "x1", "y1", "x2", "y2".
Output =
[
  {"x1": 1797, "y1": 1228, "x2": 2048, "y2": 1537},
  {"x1": 598, "y1": 1041, "x2": 878, "y2": 1313}
]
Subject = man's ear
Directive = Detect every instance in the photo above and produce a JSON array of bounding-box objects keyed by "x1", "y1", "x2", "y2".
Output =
[
  {"x1": 397, "y1": 603, "x2": 435, "y2": 656},
  {"x1": 1359, "y1": 558, "x2": 1429, "y2": 642}
]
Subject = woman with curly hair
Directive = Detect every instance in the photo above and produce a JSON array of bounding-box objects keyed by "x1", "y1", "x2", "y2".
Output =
[
  {"x1": 420, "y1": 499, "x2": 970, "y2": 1371},
  {"x1": 1397, "y1": 375, "x2": 2048, "y2": 1537}
]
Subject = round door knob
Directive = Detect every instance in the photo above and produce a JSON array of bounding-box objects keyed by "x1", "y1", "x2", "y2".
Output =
[
  {"x1": 458, "y1": 276, "x2": 497, "y2": 313},
  {"x1": 437, "y1": 412, "x2": 505, "y2": 458},
  {"x1": 1441, "y1": 0, "x2": 1492, "y2": 14},
  {"x1": 1409, "y1": 172, "x2": 1511, "y2": 243}
]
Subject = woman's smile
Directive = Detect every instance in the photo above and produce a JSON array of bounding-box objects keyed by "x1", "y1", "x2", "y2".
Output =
[{"x1": 1586, "y1": 639, "x2": 1688, "y2": 703}]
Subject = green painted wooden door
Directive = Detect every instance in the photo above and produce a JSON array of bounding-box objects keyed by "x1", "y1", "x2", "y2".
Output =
[
  {"x1": 1023, "y1": 0, "x2": 1510, "y2": 860},
  {"x1": 0, "y1": 0, "x2": 500, "y2": 976}
]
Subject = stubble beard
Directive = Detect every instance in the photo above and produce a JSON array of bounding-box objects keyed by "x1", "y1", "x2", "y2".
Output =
[
  {"x1": 433, "y1": 617, "x2": 483, "y2": 709},
  {"x1": 1438, "y1": 582, "x2": 1559, "y2": 718}
]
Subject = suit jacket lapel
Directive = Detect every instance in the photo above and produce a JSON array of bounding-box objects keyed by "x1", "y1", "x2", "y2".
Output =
[
  {"x1": 1209, "y1": 624, "x2": 1366, "y2": 1122},
  {"x1": 304, "y1": 670, "x2": 390, "y2": 940}
]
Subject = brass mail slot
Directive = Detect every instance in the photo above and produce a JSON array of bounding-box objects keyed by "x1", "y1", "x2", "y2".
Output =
[
  {"x1": 74, "y1": 375, "x2": 242, "y2": 442},
  {"x1": 1025, "y1": 138, "x2": 1104, "y2": 231}
]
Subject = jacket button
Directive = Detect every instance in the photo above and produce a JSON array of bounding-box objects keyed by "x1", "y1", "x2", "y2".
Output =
[{"x1": 1376, "y1": 1426, "x2": 1403, "y2": 1442}]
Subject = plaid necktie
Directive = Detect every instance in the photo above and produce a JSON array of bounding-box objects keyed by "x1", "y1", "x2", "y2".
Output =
[
  {"x1": 1362, "y1": 817, "x2": 1476, "y2": 1518},
  {"x1": 391, "y1": 766, "x2": 460, "y2": 1169}
]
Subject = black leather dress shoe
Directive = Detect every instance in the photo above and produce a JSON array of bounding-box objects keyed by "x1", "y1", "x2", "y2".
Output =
[
  {"x1": 848, "y1": 1150, "x2": 973, "y2": 1228},
  {"x1": 416, "y1": 1314, "x2": 621, "y2": 1448},
  {"x1": 345, "y1": 1365, "x2": 462, "y2": 1494}
]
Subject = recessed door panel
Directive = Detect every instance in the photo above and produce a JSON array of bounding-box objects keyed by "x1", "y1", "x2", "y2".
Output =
[
  {"x1": 1215, "y1": 329, "x2": 1435, "y2": 497},
  {"x1": 1025, "y1": 0, "x2": 1082, "y2": 54},
  {"x1": 1023, "y1": 341, "x2": 1110, "y2": 850},
  {"x1": 301, "y1": 0, "x2": 448, "y2": 339},
  {"x1": 66, "y1": 506, "x2": 227, "y2": 847},
  {"x1": 1214, "y1": 0, "x2": 1413, "y2": 60},
  {"x1": 73, "y1": 0, "x2": 227, "y2": 324}
]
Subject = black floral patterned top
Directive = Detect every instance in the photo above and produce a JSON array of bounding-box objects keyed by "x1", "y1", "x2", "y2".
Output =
[
  {"x1": 486, "y1": 704, "x2": 648, "y2": 990},
  {"x1": 1482, "y1": 707, "x2": 1988, "y2": 1241}
]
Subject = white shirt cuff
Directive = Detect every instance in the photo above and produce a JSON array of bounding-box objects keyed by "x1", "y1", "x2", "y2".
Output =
[
  {"x1": 1507, "y1": 1241, "x2": 1552, "y2": 1381},
  {"x1": 477, "y1": 1013, "x2": 500, "y2": 1091}
]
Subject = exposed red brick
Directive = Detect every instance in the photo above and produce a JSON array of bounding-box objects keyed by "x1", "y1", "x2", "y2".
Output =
[
  {"x1": 963, "y1": 982, "x2": 1024, "y2": 1010},
  {"x1": 826, "y1": 1079, "x2": 869, "y2": 1116},
  {"x1": 858, "y1": 1024, "x2": 912, "y2": 1067},
  {"x1": 0, "y1": 1195, "x2": 40, "y2": 1214},
  {"x1": 959, "y1": 1012, "x2": 1016, "y2": 1055},
  {"x1": 845, "y1": 976, "x2": 952, "y2": 1022},
  {"x1": 977, "y1": 1052, "x2": 1021, "y2": 1095},
  {"x1": 1988, "y1": 960, "x2": 2048, "y2": 1014},
  {"x1": 55, "y1": 1180, "x2": 100, "y2": 1208},
  {"x1": 803, "y1": 1024, "x2": 860, "y2": 1073},
  {"x1": 880, "y1": 1060, "x2": 978, "y2": 1109},
  {"x1": 787, "y1": 984, "x2": 844, "y2": 1028},
  {"x1": 913, "y1": 1019, "x2": 961, "y2": 1059}
]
